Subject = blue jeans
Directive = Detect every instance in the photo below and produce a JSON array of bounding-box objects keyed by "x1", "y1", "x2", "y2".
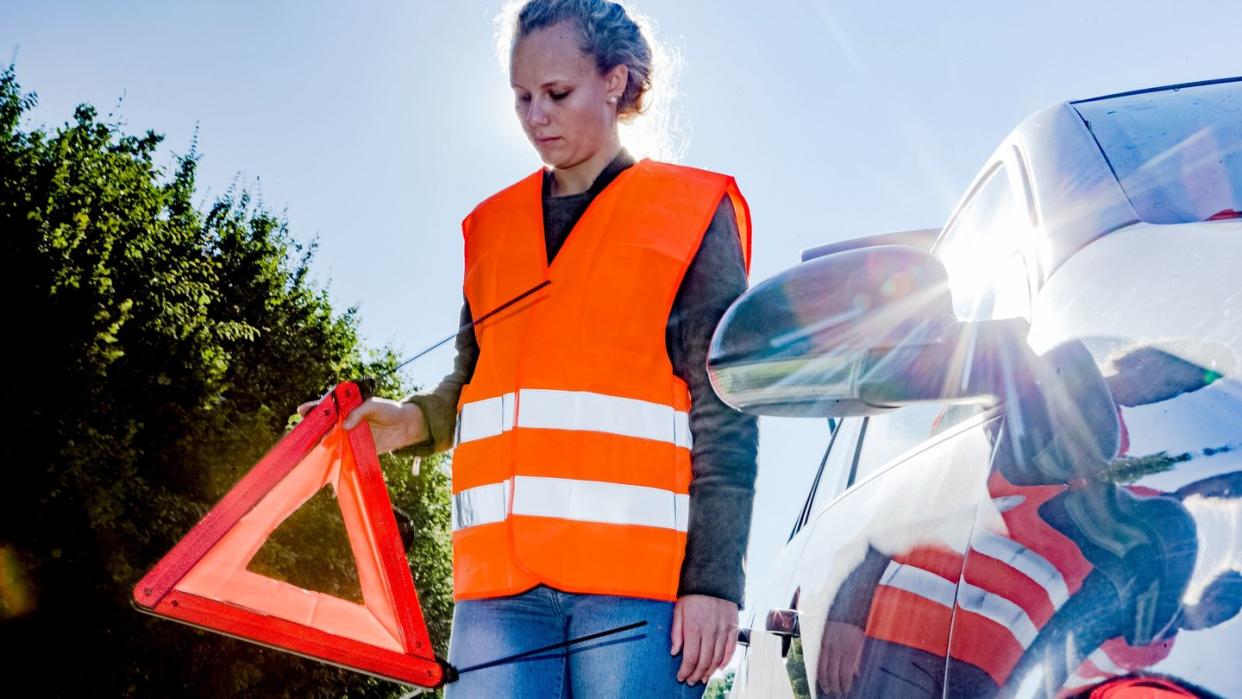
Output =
[{"x1": 444, "y1": 585, "x2": 706, "y2": 698}]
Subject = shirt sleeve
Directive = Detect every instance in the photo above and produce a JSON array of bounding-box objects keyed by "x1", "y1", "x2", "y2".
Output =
[
  {"x1": 670, "y1": 195, "x2": 760, "y2": 608},
  {"x1": 393, "y1": 294, "x2": 477, "y2": 459}
]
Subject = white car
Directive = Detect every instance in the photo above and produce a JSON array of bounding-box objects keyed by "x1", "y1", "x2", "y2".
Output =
[{"x1": 711, "y1": 77, "x2": 1242, "y2": 698}]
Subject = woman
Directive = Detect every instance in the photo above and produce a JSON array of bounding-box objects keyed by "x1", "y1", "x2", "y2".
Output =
[{"x1": 305, "y1": 1, "x2": 757, "y2": 695}]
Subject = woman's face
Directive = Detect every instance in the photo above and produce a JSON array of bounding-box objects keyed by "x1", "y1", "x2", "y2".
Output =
[{"x1": 510, "y1": 21, "x2": 625, "y2": 169}]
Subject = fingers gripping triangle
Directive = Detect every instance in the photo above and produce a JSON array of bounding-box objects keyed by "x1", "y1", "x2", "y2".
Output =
[{"x1": 132, "y1": 382, "x2": 446, "y2": 688}]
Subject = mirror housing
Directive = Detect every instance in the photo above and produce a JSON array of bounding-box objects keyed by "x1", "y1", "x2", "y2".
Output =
[
  {"x1": 800, "y1": 227, "x2": 939, "y2": 262},
  {"x1": 708, "y1": 244, "x2": 1026, "y2": 417}
]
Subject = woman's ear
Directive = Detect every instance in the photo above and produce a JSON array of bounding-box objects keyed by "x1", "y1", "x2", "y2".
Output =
[{"x1": 605, "y1": 63, "x2": 629, "y2": 105}]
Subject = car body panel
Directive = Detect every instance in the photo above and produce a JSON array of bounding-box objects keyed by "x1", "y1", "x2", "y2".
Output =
[
  {"x1": 1002, "y1": 219, "x2": 1242, "y2": 697},
  {"x1": 782, "y1": 411, "x2": 999, "y2": 698},
  {"x1": 734, "y1": 523, "x2": 815, "y2": 698}
]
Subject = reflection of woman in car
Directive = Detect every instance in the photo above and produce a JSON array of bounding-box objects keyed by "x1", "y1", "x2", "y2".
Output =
[
  {"x1": 809, "y1": 341, "x2": 1234, "y2": 698},
  {"x1": 811, "y1": 458, "x2": 1203, "y2": 698},
  {"x1": 1058, "y1": 473, "x2": 1242, "y2": 696}
]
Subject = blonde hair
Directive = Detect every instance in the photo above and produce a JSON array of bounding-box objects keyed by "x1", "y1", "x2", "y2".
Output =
[{"x1": 495, "y1": 0, "x2": 685, "y2": 161}]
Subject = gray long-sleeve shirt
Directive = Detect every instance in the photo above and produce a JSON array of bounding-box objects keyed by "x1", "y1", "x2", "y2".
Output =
[{"x1": 397, "y1": 150, "x2": 758, "y2": 605}]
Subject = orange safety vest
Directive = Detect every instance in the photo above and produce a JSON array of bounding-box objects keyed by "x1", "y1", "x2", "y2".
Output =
[
  {"x1": 864, "y1": 471, "x2": 1094, "y2": 685},
  {"x1": 449, "y1": 158, "x2": 752, "y2": 602}
]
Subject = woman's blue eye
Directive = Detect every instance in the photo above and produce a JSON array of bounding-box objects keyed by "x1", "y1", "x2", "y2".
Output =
[{"x1": 550, "y1": 91, "x2": 570, "y2": 101}]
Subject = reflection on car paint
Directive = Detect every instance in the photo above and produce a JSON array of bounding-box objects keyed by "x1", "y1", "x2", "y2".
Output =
[
  {"x1": 729, "y1": 78, "x2": 1242, "y2": 699},
  {"x1": 783, "y1": 344, "x2": 1241, "y2": 699}
]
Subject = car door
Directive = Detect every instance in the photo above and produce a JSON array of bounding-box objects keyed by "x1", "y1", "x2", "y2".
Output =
[
  {"x1": 943, "y1": 187, "x2": 1242, "y2": 695},
  {"x1": 773, "y1": 403, "x2": 999, "y2": 699},
  {"x1": 735, "y1": 418, "x2": 861, "y2": 699},
  {"x1": 760, "y1": 152, "x2": 1038, "y2": 699}
]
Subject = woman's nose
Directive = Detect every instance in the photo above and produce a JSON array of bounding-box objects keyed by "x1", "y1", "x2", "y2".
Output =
[{"x1": 524, "y1": 99, "x2": 550, "y2": 127}]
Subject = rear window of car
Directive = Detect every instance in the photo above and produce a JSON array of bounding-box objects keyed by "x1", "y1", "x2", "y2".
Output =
[{"x1": 1073, "y1": 79, "x2": 1242, "y2": 224}]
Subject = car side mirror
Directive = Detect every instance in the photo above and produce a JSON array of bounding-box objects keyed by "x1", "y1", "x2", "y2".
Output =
[{"x1": 708, "y1": 245, "x2": 1026, "y2": 417}]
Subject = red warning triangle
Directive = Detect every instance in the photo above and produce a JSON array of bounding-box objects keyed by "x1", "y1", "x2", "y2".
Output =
[{"x1": 132, "y1": 382, "x2": 446, "y2": 688}]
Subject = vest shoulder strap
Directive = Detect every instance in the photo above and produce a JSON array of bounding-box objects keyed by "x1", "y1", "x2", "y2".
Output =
[
  {"x1": 635, "y1": 161, "x2": 752, "y2": 273},
  {"x1": 461, "y1": 169, "x2": 543, "y2": 239}
]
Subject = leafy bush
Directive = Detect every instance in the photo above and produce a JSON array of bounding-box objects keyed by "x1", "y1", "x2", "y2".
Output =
[{"x1": 0, "y1": 65, "x2": 452, "y2": 698}]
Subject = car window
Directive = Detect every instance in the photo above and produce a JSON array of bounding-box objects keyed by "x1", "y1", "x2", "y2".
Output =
[
  {"x1": 806, "y1": 417, "x2": 863, "y2": 519},
  {"x1": 840, "y1": 164, "x2": 1031, "y2": 492},
  {"x1": 851, "y1": 402, "x2": 976, "y2": 485},
  {"x1": 935, "y1": 164, "x2": 1034, "y2": 322}
]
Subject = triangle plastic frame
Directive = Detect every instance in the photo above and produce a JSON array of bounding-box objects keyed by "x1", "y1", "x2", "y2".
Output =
[{"x1": 132, "y1": 382, "x2": 447, "y2": 688}]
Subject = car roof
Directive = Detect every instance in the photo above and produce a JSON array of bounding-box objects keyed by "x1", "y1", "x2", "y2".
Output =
[
  {"x1": 810, "y1": 76, "x2": 1241, "y2": 283},
  {"x1": 1071, "y1": 74, "x2": 1242, "y2": 105},
  {"x1": 801, "y1": 228, "x2": 939, "y2": 262}
]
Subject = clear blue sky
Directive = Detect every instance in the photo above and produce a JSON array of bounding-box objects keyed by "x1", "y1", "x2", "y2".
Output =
[{"x1": 4, "y1": 0, "x2": 1240, "y2": 610}]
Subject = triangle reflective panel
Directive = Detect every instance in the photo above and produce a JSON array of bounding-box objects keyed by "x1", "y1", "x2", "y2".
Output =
[{"x1": 132, "y1": 382, "x2": 447, "y2": 689}]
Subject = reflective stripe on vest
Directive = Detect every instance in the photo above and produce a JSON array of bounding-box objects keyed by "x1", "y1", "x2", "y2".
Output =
[
  {"x1": 871, "y1": 482, "x2": 1095, "y2": 686},
  {"x1": 452, "y1": 476, "x2": 690, "y2": 533},
  {"x1": 874, "y1": 555, "x2": 1051, "y2": 648},
  {"x1": 879, "y1": 559, "x2": 957, "y2": 607},
  {"x1": 955, "y1": 581, "x2": 1039, "y2": 649},
  {"x1": 878, "y1": 544, "x2": 1050, "y2": 654},
  {"x1": 455, "y1": 389, "x2": 692, "y2": 449},
  {"x1": 970, "y1": 528, "x2": 1070, "y2": 608}
]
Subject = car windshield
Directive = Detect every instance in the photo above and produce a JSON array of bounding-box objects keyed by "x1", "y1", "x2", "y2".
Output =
[{"x1": 1073, "y1": 78, "x2": 1242, "y2": 224}]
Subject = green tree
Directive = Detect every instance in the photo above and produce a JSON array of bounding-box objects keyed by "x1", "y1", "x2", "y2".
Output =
[
  {"x1": 0, "y1": 66, "x2": 452, "y2": 697},
  {"x1": 704, "y1": 668, "x2": 736, "y2": 699}
]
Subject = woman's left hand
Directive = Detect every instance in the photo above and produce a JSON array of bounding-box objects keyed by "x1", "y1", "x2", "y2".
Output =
[{"x1": 670, "y1": 593, "x2": 739, "y2": 685}]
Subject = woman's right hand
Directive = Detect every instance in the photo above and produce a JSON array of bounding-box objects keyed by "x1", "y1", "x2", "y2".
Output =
[
  {"x1": 817, "y1": 620, "x2": 865, "y2": 696},
  {"x1": 296, "y1": 396, "x2": 429, "y2": 455}
]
